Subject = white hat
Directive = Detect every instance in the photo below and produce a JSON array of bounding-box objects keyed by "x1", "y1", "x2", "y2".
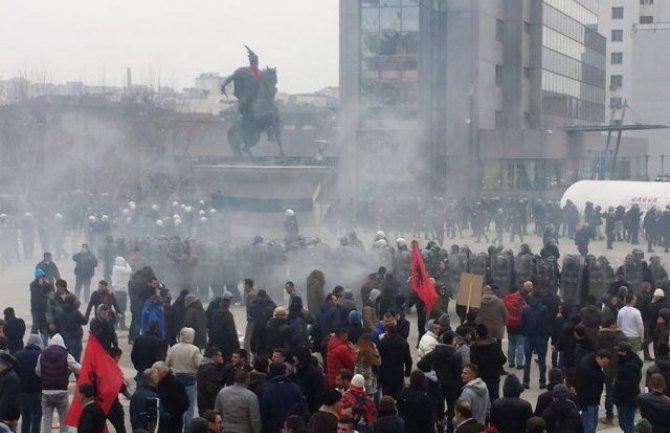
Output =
[
  {"x1": 156, "y1": 220, "x2": 164, "y2": 226},
  {"x1": 54, "y1": 213, "x2": 63, "y2": 220},
  {"x1": 375, "y1": 239, "x2": 387, "y2": 247},
  {"x1": 199, "y1": 209, "x2": 206, "y2": 216},
  {"x1": 285, "y1": 209, "x2": 295, "y2": 216},
  {"x1": 200, "y1": 217, "x2": 208, "y2": 222},
  {"x1": 351, "y1": 374, "x2": 365, "y2": 389},
  {"x1": 654, "y1": 288, "x2": 665, "y2": 298},
  {"x1": 122, "y1": 208, "x2": 130, "y2": 215},
  {"x1": 396, "y1": 237, "x2": 406, "y2": 246},
  {"x1": 151, "y1": 204, "x2": 159, "y2": 211},
  {"x1": 172, "y1": 201, "x2": 179, "y2": 207},
  {"x1": 128, "y1": 201, "x2": 136, "y2": 210},
  {"x1": 88, "y1": 215, "x2": 96, "y2": 222}
]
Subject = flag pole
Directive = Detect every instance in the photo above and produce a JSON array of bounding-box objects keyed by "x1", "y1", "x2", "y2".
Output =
[{"x1": 466, "y1": 282, "x2": 472, "y2": 314}]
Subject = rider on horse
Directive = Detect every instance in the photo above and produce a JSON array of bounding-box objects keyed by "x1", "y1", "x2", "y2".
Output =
[{"x1": 221, "y1": 46, "x2": 263, "y2": 117}]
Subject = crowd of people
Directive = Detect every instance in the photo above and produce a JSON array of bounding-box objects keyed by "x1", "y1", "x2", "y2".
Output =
[{"x1": 1, "y1": 195, "x2": 670, "y2": 433}]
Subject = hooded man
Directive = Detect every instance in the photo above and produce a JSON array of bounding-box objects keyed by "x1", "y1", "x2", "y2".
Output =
[
  {"x1": 14, "y1": 335, "x2": 43, "y2": 433},
  {"x1": 58, "y1": 295, "x2": 88, "y2": 362},
  {"x1": 35, "y1": 333, "x2": 82, "y2": 433},
  {"x1": 166, "y1": 327, "x2": 203, "y2": 430},
  {"x1": 458, "y1": 364, "x2": 490, "y2": 424},
  {"x1": 470, "y1": 323, "x2": 507, "y2": 402},
  {"x1": 490, "y1": 374, "x2": 533, "y2": 433}
]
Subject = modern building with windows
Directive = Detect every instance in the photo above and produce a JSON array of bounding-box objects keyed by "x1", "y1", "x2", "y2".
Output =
[{"x1": 339, "y1": 0, "x2": 646, "y2": 201}]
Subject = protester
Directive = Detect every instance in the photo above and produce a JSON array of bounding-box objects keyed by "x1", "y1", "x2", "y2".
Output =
[
  {"x1": 77, "y1": 383, "x2": 106, "y2": 433},
  {"x1": 636, "y1": 373, "x2": 670, "y2": 433},
  {"x1": 397, "y1": 370, "x2": 435, "y2": 433},
  {"x1": 453, "y1": 399, "x2": 485, "y2": 433},
  {"x1": 307, "y1": 388, "x2": 341, "y2": 433},
  {"x1": 14, "y1": 335, "x2": 43, "y2": 433},
  {"x1": 153, "y1": 361, "x2": 190, "y2": 433},
  {"x1": 197, "y1": 347, "x2": 225, "y2": 414},
  {"x1": 470, "y1": 323, "x2": 507, "y2": 401},
  {"x1": 130, "y1": 368, "x2": 160, "y2": 432},
  {"x1": 90, "y1": 304, "x2": 118, "y2": 353},
  {"x1": 259, "y1": 363, "x2": 308, "y2": 433},
  {"x1": 214, "y1": 369, "x2": 261, "y2": 433},
  {"x1": 35, "y1": 333, "x2": 82, "y2": 433},
  {"x1": 490, "y1": 374, "x2": 533, "y2": 433},
  {"x1": 325, "y1": 329, "x2": 356, "y2": 387},
  {"x1": 458, "y1": 364, "x2": 490, "y2": 425},
  {"x1": 3, "y1": 308, "x2": 25, "y2": 353},
  {"x1": 613, "y1": 341, "x2": 642, "y2": 433},
  {"x1": 574, "y1": 350, "x2": 612, "y2": 433},
  {"x1": 166, "y1": 327, "x2": 203, "y2": 430}
]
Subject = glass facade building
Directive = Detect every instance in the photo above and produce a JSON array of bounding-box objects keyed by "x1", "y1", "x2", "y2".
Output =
[{"x1": 541, "y1": 0, "x2": 606, "y2": 127}]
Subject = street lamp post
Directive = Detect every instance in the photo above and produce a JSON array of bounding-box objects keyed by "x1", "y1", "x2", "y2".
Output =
[{"x1": 661, "y1": 154, "x2": 665, "y2": 175}]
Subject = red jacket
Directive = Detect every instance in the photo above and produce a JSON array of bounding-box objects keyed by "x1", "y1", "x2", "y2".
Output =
[
  {"x1": 326, "y1": 337, "x2": 356, "y2": 386},
  {"x1": 504, "y1": 291, "x2": 526, "y2": 328},
  {"x1": 339, "y1": 386, "x2": 377, "y2": 424}
]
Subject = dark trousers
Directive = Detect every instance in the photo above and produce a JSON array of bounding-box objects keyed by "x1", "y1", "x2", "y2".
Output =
[
  {"x1": 20, "y1": 392, "x2": 42, "y2": 433},
  {"x1": 75, "y1": 275, "x2": 93, "y2": 301},
  {"x1": 485, "y1": 376, "x2": 501, "y2": 403},
  {"x1": 108, "y1": 398, "x2": 126, "y2": 433}
]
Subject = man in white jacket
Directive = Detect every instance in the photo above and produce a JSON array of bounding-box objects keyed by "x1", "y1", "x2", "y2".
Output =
[
  {"x1": 166, "y1": 327, "x2": 203, "y2": 430},
  {"x1": 417, "y1": 320, "x2": 441, "y2": 358}
]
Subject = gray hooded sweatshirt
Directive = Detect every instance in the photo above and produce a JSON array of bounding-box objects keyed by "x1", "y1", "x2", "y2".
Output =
[{"x1": 458, "y1": 377, "x2": 490, "y2": 424}]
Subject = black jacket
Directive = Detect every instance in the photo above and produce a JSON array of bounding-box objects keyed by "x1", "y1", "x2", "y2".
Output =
[
  {"x1": 13, "y1": 344, "x2": 42, "y2": 393},
  {"x1": 196, "y1": 360, "x2": 223, "y2": 414},
  {"x1": 292, "y1": 362, "x2": 326, "y2": 414},
  {"x1": 646, "y1": 357, "x2": 670, "y2": 397},
  {"x1": 378, "y1": 333, "x2": 412, "y2": 392},
  {"x1": 373, "y1": 412, "x2": 405, "y2": 433},
  {"x1": 157, "y1": 373, "x2": 190, "y2": 433},
  {"x1": 3, "y1": 316, "x2": 25, "y2": 353},
  {"x1": 130, "y1": 382, "x2": 159, "y2": 431},
  {"x1": 59, "y1": 303, "x2": 88, "y2": 343},
  {"x1": 542, "y1": 394, "x2": 583, "y2": 433},
  {"x1": 574, "y1": 337, "x2": 596, "y2": 368},
  {"x1": 131, "y1": 331, "x2": 168, "y2": 372},
  {"x1": 78, "y1": 401, "x2": 106, "y2": 433},
  {"x1": 534, "y1": 383, "x2": 578, "y2": 417},
  {"x1": 397, "y1": 387, "x2": 435, "y2": 433},
  {"x1": 470, "y1": 338, "x2": 507, "y2": 384},
  {"x1": 637, "y1": 391, "x2": 670, "y2": 433},
  {"x1": 613, "y1": 352, "x2": 642, "y2": 407},
  {"x1": 0, "y1": 365, "x2": 20, "y2": 413},
  {"x1": 265, "y1": 317, "x2": 291, "y2": 354},
  {"x1": 207, "y1": 308, "x2": 239, "y2": 360},
  {"x1": 421, "y1": 343, "x2": 463, "y2": 403},
  {"x1": 574, "y1": 353, "x2": 604, "y2": 409},
  {"x1": 490, "y1": 397, "x2": 533, "y2": 433},
  {"x1": 89, "y1": 318, "x2": 118, "y2": 353}
]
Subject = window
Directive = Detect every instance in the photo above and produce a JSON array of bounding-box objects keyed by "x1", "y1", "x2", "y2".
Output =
[
  {"x1": 640, "y1": 16, "x2": 654, "y2": 23},
  {"x1": 610, "y1": 75, "x2": 623, "y2": 89},
  {"x1": 610, "y1": 97, "x2": 623, "y2": 109},
  {"x1": 641, "y1": 0, "x2": 654, "y2": 5},
  {"x1": 611, "y1": 29, "x2": 624, "y2": 42},
  {"x1": 496, "y1": 19, "x2": 504, "y2": 41},
  {"x1": 611, "y1": 52, "x2": 623, "y2": 64},
  {"x1": 612, "y1": 7, "x2": 624, "y2": 19},
  {"x1": 495, "y1": 65, "x2": 503, "y2": 86}
]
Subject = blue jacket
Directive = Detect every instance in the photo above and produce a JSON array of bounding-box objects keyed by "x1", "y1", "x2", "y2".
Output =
[
  {"x1": 140, "y1": 298, "x2": 166, "y2": 339},
  {"x1": 14, "y1": 344, "x2": 42, "y2": 392},
  {"x1": 260, "y1": 376, "x2": 308, "y2": 433},
  {"x1": 311, "y1": 302, "x2": 339, "y2": 345},
  {"x1": 521, "y1": 298, "x2": 549, "y2": 338}
]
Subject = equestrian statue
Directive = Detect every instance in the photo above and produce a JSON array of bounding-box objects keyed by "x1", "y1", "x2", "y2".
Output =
[{"x1": 221, "y1": 46, "x2": 284, "y2": 158}]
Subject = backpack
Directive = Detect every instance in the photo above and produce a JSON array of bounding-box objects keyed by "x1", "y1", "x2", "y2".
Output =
[
  {"x1": 505, "y1": 293, "x2": 525, "y2": 327},
  {"x1": 351, "y1": 392, "x2": 370, "y2": 424}
]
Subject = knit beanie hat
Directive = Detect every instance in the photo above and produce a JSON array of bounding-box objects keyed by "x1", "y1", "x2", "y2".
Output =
[{"x1": 351, "y1": 374, "x2": 365, "y2": 389}]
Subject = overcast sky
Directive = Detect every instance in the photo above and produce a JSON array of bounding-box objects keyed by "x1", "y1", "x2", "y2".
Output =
[{"x1": 0, "y1": 0, "x2": 339, "y2": 94}]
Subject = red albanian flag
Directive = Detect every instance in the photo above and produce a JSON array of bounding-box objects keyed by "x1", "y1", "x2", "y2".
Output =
[
  {"x1": 65, "y1": 332, "x2": 124, "y2": 431},
  {"x1": 410, "y1": 240, "x2": 439, "y2": 318}
]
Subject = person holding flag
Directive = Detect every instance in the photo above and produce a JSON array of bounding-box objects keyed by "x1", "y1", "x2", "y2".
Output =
[
  {"x1": 407, "y1": 240, "x2": 440, "y2": 348},
  {"x1": 64, "y1": 332, "x2": 124, "y2": 433}
]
